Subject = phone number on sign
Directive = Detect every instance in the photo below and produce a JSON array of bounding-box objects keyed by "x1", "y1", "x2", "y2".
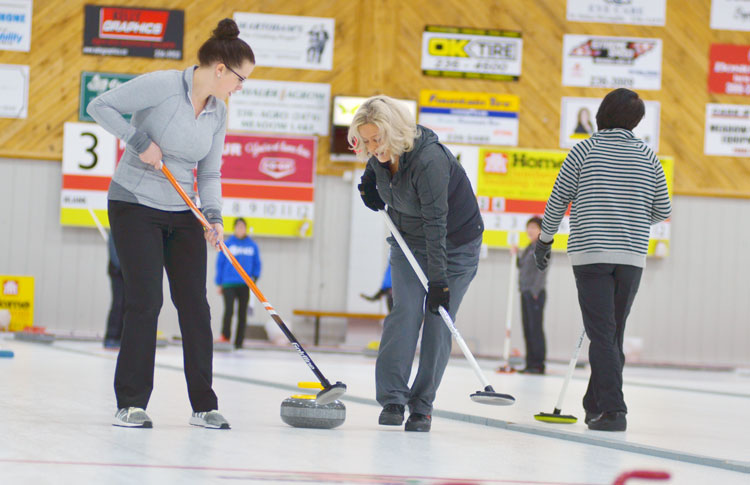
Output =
[{"x1": 224, "y1": 199, "x2": 314, "y2": 220}]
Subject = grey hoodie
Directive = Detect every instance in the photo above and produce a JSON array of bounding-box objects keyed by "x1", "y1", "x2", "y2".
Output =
[
  {"x1": 361, "y1": 126, "x2": 483, "y2": 283},
  {"x1": 87, "y1": 66, "x2": 225, "y2": 224}
]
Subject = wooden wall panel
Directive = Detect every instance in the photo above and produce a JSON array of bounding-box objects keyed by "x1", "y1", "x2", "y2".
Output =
[{"x1": 2, "y1": 1, "x2": 750, "y2": 196}]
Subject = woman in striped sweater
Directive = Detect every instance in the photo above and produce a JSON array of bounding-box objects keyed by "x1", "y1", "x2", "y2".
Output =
[{"x1": 535, "y1": 88, "x2": 672, "y2": 432}]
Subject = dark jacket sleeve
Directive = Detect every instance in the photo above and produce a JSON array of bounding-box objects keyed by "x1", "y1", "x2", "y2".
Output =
[{"x1": 412, "y1": 147, "x2": 450, "y2": 283}]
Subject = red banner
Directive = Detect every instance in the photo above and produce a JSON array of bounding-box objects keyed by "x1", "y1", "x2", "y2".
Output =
[
  {"x1": 221, "y1": 134, "x2": 316, "y2": 186},
  {"x1": 709, "y1": 44, "x2": 750, "y2": 96}
]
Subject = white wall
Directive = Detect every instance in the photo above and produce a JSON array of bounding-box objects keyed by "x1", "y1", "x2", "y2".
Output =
[{"x1": 1, "y1": 157, "x2": 748, "y2": 366}]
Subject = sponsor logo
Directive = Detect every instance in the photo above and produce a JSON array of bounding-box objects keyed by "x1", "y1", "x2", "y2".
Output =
[
  {"x1": 571, "y1": 39, "x2": 655, "y2": 64},
  {"x1": 259, "y1": 158, "x2": 296, "y2": 179},
  {"x1": 484, "y1": 152, "x2": 508, "y2": 174},
  {"x1": 99, "y1": 8, "x2": 169, "y2": 42},
  {"x1": 2, "y1": 280, "x2": 19, "y2": 296},
  {"x1": 428, "y1": 37, "x2": 517, "y2": 60}
]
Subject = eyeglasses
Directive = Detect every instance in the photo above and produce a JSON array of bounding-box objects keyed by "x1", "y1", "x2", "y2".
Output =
[{"x1": 225, "y1": 65, "x2": 245, "y2": 84}]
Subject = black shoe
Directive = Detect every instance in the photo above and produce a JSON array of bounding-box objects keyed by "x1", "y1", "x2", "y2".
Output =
[
  {"x1": 519, "y1": 366, "x2": 545, "y2": 375},
  {"x1": 587, "y1": 411, "x2": 626, "y2": 431},
  {"x1": 404, "y1": 413, "x2": 432, "y2": 432},
  {"x1": 584, "y1": 411, "x2": 602, "y2": 425},
  {"x1": 378, "y1": 404, "x2": 405, "y2": 425}
]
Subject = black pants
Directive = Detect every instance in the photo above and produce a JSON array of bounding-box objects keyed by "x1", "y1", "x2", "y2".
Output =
[
  {"x1": 108, "y1": 200, "x2": 218, "y2": 412},
  {"x1": 221, "y1": 285, "x2": 250, "y2": 348},
  {"x1": 104, "y1": 263, "x2": 125, "y2": 342},
  {"x1": 573, "y1": 263, "x2": 642, "y2": 415},
  {"x1": 520, "y1": 290, "x2": 546, "y2": 369}
]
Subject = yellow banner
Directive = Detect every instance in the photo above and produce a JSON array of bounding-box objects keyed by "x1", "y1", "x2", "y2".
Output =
[
  {"x1": 0, "y1": 276, "x2": 34, "y2": 331},
  {"x1": 419, "y1": 89, "x2": 520, "y2": 112}
]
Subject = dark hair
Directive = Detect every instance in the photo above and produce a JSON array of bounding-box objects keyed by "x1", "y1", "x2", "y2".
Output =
[
  {"x1": 233, "y1": 217, "x2": 247, "y2": 229},
  {"x1": 198, "y1": 18, "x2": 255, "y2": 69},
  {"x1": 526, "y1": 216, "x2": 543, "y2": 229},
  {"x1": 596, "y1": 88, "x2": 645, "y2": 131}
]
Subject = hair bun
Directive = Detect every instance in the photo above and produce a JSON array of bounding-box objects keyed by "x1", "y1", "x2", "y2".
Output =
[{"x1": 213, "y1": 18, "x2": 240, "y2": 41}]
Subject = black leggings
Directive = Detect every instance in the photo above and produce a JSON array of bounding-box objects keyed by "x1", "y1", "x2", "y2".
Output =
[
  {"x1": 221, "y1": 285, "x2": 250, "y2": 348},
  {"x1": 108, "y1": 200, "x2": 218, "y2": 412}
]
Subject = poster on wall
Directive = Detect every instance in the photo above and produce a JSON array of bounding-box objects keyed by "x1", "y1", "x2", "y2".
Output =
[
  {"x1": 560, "y1": 97, "x2": 661, "y2": 151},
  {"x1": 0, "y1": 63, "x2": 28, "y2": 118},
  {"x1": 562, "y1": 34, "x2": 662, "y2": 90},
  {"x1": 82, "y1": 5, "x2": 184, "y2": 59},
  {"x1": 421, "y1": 26, "x2": 523, "y2": 81},
  {"x1": 0, "y1": 0, "x2": 32, "y2": 51},
  {"x1": 330, "y1": 96, "x2": 417, "y2": 162},
  {"x1": 457, "y1": 146, "x2": 673, "y2": 256},
  {"x1": 79, "y1": 71, "x2": 136, "y2": 122},
  {"x1": 418, "y1": 90, "x2": 519, "y2": 146},
  {"x1": 709, "y1": 44, "x2": 750, "y2": 96},
  {"x1": 227, "y1": 79, "x2": 330, "y2": 136},
  {"x1": 0, "y1": 275, "x2": 34, "y2": 331},
  {"x1": 60, "y1": 122, "x2": 120, "y2": 227},
  {"x1": 566, "y1": 0, "x2": 666, "y2": 26},
  {"x1": 234, "y1": 12, "x2": 334, "y2": 71},
  {"x1": 705, "y1": 103, "x2": 750, "y2": 156},
  {"x1": 711, "y1": 0, "x2": 750, "y2": 31},
  {"x1": 220, "y1": 134, "x2": 317, "y2": 238}
]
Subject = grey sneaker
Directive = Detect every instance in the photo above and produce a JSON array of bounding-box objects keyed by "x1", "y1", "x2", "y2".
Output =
[
  {"x1": 113, "y1": 407, "x2": 153, "y2": 428},
  {"x1": 190, "y1": 410, "x2": 230, "y2": 429}
]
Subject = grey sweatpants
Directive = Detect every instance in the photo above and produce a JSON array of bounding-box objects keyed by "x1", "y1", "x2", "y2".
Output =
[{"x1": 376, "y1": 235, "x2": 481, "y2": 415}]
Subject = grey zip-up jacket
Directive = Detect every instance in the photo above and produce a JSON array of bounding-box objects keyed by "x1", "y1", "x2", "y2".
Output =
[
  {"x1": 361, "y1": 126, "x2": 484, "y2": 283},
  {"x1": 87, "y1": 66, "x2": 226, "y2": 224}
]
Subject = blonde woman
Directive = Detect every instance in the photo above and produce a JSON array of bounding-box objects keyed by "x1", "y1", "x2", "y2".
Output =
[{"x1": 349, "y1": 96, "x2": 484, "y2": 432}]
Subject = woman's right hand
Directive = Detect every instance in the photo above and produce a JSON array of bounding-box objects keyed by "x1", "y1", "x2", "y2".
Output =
[{"x1": 139, "y1": 142, "x2": 163, "y2": 170}]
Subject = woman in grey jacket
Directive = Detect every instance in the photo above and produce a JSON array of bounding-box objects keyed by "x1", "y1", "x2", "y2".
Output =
[
  {"x1": 350, "y1": 96, "x2": 484, "y2": 432},
  {"x1": 87, "y1": 19, "x2": 255, "y2": 430}
]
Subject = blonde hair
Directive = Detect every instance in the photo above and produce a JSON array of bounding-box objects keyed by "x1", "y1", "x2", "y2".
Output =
[{"x1": 347, "y1": 95, "x2": 418, "y2": 164}]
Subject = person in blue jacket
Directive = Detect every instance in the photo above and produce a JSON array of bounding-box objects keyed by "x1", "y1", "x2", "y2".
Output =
[{"x1": 215, "y1": 218, "x2": 261, "y2": 349}]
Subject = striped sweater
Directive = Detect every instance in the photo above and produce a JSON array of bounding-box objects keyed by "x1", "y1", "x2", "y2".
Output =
[{"x1": 540, "y1": 129, "x2": 672, "y2": 268}]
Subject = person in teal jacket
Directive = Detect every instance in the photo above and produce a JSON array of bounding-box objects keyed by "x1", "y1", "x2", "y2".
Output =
[{"x1": 215, "y1": 218, "x2": 261, "y2": 349}]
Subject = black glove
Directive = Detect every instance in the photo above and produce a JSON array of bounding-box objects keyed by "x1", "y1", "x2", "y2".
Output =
[
  {"x1": 534, "y1": 238, "x2": 553, "y2": 271},
  {"x1": 358, "y1": 182, "x2": 385, "y2": 212},
  {"x1": 427, "y1": 282, "x2": 450, "y2": 315}
]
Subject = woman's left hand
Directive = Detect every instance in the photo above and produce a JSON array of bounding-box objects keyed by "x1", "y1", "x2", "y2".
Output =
[{"x1": 204, "y1": 223, "x2": 224, "y2": 249}]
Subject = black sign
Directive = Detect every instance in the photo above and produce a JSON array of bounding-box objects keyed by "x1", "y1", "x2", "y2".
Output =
[{"x1": 82, "y1": 5, "x2": 184, "y2": 59}]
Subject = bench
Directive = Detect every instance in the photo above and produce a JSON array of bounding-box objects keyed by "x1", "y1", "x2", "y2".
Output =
[{"x1": 292, "y1": 309, "x2": 387, "y2": 345}]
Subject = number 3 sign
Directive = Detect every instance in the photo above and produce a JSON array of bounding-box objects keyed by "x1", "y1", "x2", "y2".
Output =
[{"x1": 62, "y1": 122, "x2": 118, "y2": 176}]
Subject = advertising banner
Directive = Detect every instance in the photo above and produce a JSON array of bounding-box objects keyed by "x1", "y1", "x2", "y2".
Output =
[
  {"x1": 79, "y1": 71, "x2": 136, "y2": 122},
  {"x1": 418, "y1": 89, "x2": 519, "y2": 146},
  {"x1": 567, "y1": 0, "x2": 666, "y2": 26},
  {"x1": 0, "y1": 0, "x2": 32, "y2": 51},
  {"x1": 560, "y1": 96, "x2": 660, "y2": 151},
  {"x1": 704, "y1": 103, "x2": 750, "y2": 156},
  {"x1": 0, "y1": 276, "x2": 34, "y2": 331},
  {"x1": 457, "y1": 146, "x2": 673, "y2": 256},
  {"x1": 227, "y1": 79, "x2": 330, "y2": 136},
  {"x1": 421, "y1": 26, "x2": 522, "y2": 81},
  {"x1": 0, "y1": 63, "x2": 28, "y2": 118},
  {"x1": 234, "y1": 12, "x2": 334, "y2": 70},
  {"x1": 562, "y1": 34, "x2": 662, "y2": 90},
  {"x1": 220, "y1": 134, "x2": 317, "y2": 238},
  {"x1": 708, "y1": 44, "x2": 750, "y2": 95},
  {"x1": 83, "y1": 5, "x2": 184, "y2": 59},
  {"x1": 711, "y1": 0, "x2": 750, "y2": 31}
]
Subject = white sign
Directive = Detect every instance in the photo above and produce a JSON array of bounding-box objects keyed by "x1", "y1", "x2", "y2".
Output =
[
  {"x1": 62, "y1": 122, "x2": 118, "y2": 176},
  {"x1": 421, "y1": 26, "x2": 523, "y2": 81},
  {"x1": 228, "y1": 79, "x2": 331, "y2": 136},
  {"x1": 711, "y1": 0, "x2": 750, "y2": 31},
  {"x1": 567, "y1": 0, "x2": 666, "y2": 26},
  {"x1": 0, "y1": 64, "x2": 28, "y2": 118},
  {"x1": 704, "y1": 103, "x2": 750, "y2": 156},
  {"x1": 0, "y1": 0, "x2": 32, "y2": 52},
  {"x1": 234, "y1": 12, "x2": 334, "y2": 70},
  {"x1": 562, "y1": 34, "x2": 662, "y2": 90},
  {"x1": 560, "y1": 97, "x2": 661, "y2": 151}
]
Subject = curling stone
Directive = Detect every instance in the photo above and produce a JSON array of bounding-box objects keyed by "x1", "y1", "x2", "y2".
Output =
[
  {"x1": 362, "y1": 340, "x2": 379, "y2": 357},
  {"x1": 0, "y1": 346, "x2": 14, "y2": 358},
  {"x1": 280, "y1": 382, "x2": 345, "y2": 429},
  {"x1": 13, "y1": 327, "x2": 55, "y2": 344}
]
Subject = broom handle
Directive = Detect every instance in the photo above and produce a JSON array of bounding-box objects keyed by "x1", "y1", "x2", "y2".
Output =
[
  {"x1": 502, "y1": 250, "x2": 517, "y2": 363},
  {"x1": 554, "y1": 328, "x2": 586, "y2": 413},
  {"x1": 160, "y1": 163, "x2": 331, "y2": 387}
]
